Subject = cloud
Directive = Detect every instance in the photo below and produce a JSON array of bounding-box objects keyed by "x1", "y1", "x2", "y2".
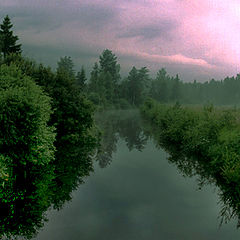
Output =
[
  {"x1": 1, "y1": 1, "x2": 119, "y2": 32},
  {"x1": 117, "y1": 20, "x2": 178, "y2": 40},
  {"x1": 118, "y1": 49, "x2": 215, "y2": 69},
  {"x1": 0, "y1": 0, "x2": 239, "y2": 81}
]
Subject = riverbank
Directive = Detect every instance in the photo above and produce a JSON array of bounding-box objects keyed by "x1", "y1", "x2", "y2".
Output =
[{"x1": 140, "y1": 99, "x2": 240, "y2": 223}]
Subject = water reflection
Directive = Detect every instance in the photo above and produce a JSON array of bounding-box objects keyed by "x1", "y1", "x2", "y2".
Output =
[
  {"x1": 0, "y1": 128, "x2": 98, "y2": 239},
  {"x1": 95, "y1": 109, "x2": 240, "y2": 227},
  {"x1": 2, "y1": 110, "x2": 240, "y2": 239},
  {"x1": 95, "y1": 110, "x2": 148, "y2": 168},
  {"x1": 142, "y1": 119, "x2": 240, "y2": 227}
]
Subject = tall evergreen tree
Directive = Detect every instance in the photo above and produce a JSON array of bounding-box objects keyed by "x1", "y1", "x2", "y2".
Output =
[
  {"x1": 127, "y1": 66, "x2": 139, "y2": 106},
  {"x1": 0, "y1": 15, "x2": 21, "y2": 57},
  {"x1": 99, "y1": 49, "x2": 120, "y2": 84},
  {"x1": 76, "y1": 66, "x2": 87, "y2": 90},
  {"x1": 127, "y1": 66, "x2": 150, "y2": 106},
  {"x1": 57, "y1": 56, "x2": 75, "y2": 79},
  {"x1": 99, "y1": 49, "x2": 121, "y2": 101},
  {"x1": 150, "y1": 68, "x2": 168, "y2": 102},
  {"x1": 88, "y1": 62, "x2": 99, "y2": 93},
  {"x1": 171, "y1": 74, "x2": 181, "y2": 101}
]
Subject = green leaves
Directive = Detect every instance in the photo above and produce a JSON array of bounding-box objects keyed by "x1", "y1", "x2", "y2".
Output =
[
  {"x1": 0, "y1": 64, "x2": 56, "y2": 167},
  {"x1": 141, "y1": 100, "x2": 240, "y2": 224}
]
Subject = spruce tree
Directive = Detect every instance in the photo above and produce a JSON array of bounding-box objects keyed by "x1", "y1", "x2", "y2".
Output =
[
  {"x1": 76, "y1": 66, "x2": 87, "y2": 90},
  {"x1": 88, "y1": 62, "x2": 99, "y2": 93},
  {"x1": 0, "y1": 15, "x2": 21, "y2": 57},
  {"x1": 57, "y1": 56, "x2": 75, "y2": 79},
  {"x1": 99, "y1": 49, "x2": 120, "y2": 85}
]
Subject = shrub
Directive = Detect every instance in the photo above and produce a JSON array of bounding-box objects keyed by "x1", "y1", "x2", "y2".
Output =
[{"x1": 0, "y1": 64, "x2": 55, "y2": 172}]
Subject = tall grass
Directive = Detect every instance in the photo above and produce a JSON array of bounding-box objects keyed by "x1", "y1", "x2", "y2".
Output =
[{"x1": 141, "y1": 98, "x2": 240, "y2": 225}]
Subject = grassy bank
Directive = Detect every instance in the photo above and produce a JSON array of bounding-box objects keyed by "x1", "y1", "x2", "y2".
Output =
[{"x1": 140, "y1": 99, "x2": 240, "y2": 224}]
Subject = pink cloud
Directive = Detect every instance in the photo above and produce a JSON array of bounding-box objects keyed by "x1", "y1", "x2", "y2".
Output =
[{"x1": 118, "y1": 49, "x2": 214, "y2": 68}]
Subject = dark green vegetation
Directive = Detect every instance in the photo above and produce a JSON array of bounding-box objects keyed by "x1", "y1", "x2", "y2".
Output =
[
  {"x1": 77, "y1": 53, "x2": 240, "y2": 108},
  {"x1": 0, "y1": 15, "x2": 21, "y2": 57},
  {"x1": 79, "y1": 51, "x2": 240, "y2": 108},
  {"x1": 0, "y1": 124, "x2": 97, "y2": 239},
  {"x1": 141, "y1": 99, "x2": 240, "y2": 224},
  {"x1": 0, "y1": 64, "x2": 55, "y2": 176},
  {"x1": 0, "y1": 16, "x2": 99, "y2": 239}
]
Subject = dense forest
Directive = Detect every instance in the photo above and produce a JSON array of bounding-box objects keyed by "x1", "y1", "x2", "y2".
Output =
[{"x1": 51, "y1": 50, "x2": 240, "y2": 108}]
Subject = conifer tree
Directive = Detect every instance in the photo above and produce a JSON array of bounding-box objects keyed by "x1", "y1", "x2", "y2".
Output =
[
  {"x1": 76, "y1": 66, "x2": 87, "y2": 90},
  {"x1": 57, "y1": 56, "x2": 75, "y2": 79},
  {"x1": 0, "y1": 15, "x2": 21, "y2": 57},
  {"x1": 88, "y1": 62, "x2": 99, "y2": 93}
]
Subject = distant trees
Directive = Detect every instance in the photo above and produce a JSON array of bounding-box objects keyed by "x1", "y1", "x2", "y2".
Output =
[
  {"x1": 88, "y1": 49, "x2": 121, "y2": 106},
  {"x1": 0, "y1": 15, "x2": 21, "y2": 57},
  {"x1": 124, "y1": 66, "x2": 149, "y2": 106},
  {"x1": 57, "y1": 56, "x2": 75, "y2": 80},
  {"x1": 171, "y1": 74, "x2": 181, "y2": 101},
  {"x1": 76, "y1": 66, "x2": 87, "y2": 90},
  {"x1": 150, "y1": 68, "x2": 168, "y2": 102},
  {"x1": 84, "y1": 51, "x2": 240, "y2": 107},
  {"x1": 99, "y1": 49, "x2": 120, "y2": 86},
  {"x1": 0, "y1": 16, "x2": 239, "y2": 108}
]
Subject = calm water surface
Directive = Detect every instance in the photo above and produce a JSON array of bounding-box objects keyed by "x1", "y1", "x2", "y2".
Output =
[{"x1": 35, "y1": 110, "x2": 240, "y2": 240}]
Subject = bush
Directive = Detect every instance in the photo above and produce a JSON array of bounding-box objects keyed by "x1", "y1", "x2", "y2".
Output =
[
  {"x1": 141, "y1": 99, "x2": 240, "y2": 223},
  {"x1": 0, "y1": 64, "x2": 55, "y2": 172}
]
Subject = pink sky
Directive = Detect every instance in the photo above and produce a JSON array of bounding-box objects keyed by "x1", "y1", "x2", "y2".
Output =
[{"x1": 1, "y1": 0, "x2": 240, "y2": 81}]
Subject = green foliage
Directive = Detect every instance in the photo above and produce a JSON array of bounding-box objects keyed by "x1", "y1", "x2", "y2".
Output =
[
  {"x1": 57, "y1": 56, "x2": 75, "y2": 79},
  {"x1": 150, "y1": 68, "x2": 168, "y2": 102},
  {"x1": 0, "y1": 64, "x2": 55, "y2": 168},
  {"x1": 0, "y1": 22, "x2": 100, "y2": 237},
  {"x1": 0, "y1": 62, "x2": 99, "y2": 239},
  {"x1": 99, "y1": 49, "x2": 120, "y2": 85},
  {"x1": 141, "y1": 99, "x2": 240, "y2": 222},
  {"x1": 0, "y1": 15, "x2": 21, "y2": 57},
  {"x1": 76, "y1": 66, "x2": 87, "y2": 91},
  {"x1": 87, "y1": 50, "x2": 122, "y2": 108},
  {"x1": 0, "y1": 64, "x2": 56, "y2": 239},
  {"x1": 0, "y1": 54, "x2": 97, "y2": 151},
  {"x1": 123, "y1": 66, "x2": 150, "y2": 106},
  {"x1": 116, "y1": 98, "x2": 132, "y2": 109},
  {"x1": 88, "y1": 62, "x2": 99, "y2": 93}
]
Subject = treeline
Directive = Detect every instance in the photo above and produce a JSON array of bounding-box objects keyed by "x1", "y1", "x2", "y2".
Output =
[
  {"x1": 88, "y1": 59, "x2": 240, "y2": 107},
  {"x1": 60, "y1": 52, "x2": 240, "y2": 108},
  {"x1": 141, "y1": 99, "x2": 240, "y2": 225},
  {"x1": 1, "y1": 16, "x2": 238, "y2": 109}
]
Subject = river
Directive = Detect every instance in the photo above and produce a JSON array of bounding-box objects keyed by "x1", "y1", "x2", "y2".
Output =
[{"x1": 32, "y1": 110, "x2": 240, "y2": 240}]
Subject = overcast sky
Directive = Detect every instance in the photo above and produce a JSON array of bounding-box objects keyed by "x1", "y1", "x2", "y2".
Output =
[{"x1": 1, "y1": 0, "x2": 240, "y2": 81}]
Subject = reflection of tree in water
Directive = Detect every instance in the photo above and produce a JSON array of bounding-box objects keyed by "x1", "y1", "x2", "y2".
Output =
[
  {"x1": 49, "y1": 131, "x2": 98, "y2": 210},
  {"x1": 95, "y1": 110, "x2": 148, "y2": 168},
  {"x1": 0, "y1": 130, "x2": 98, "y2": 239},
  {"x1": 143, "y1": 121, "x2": 240, "y2": 228}
]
